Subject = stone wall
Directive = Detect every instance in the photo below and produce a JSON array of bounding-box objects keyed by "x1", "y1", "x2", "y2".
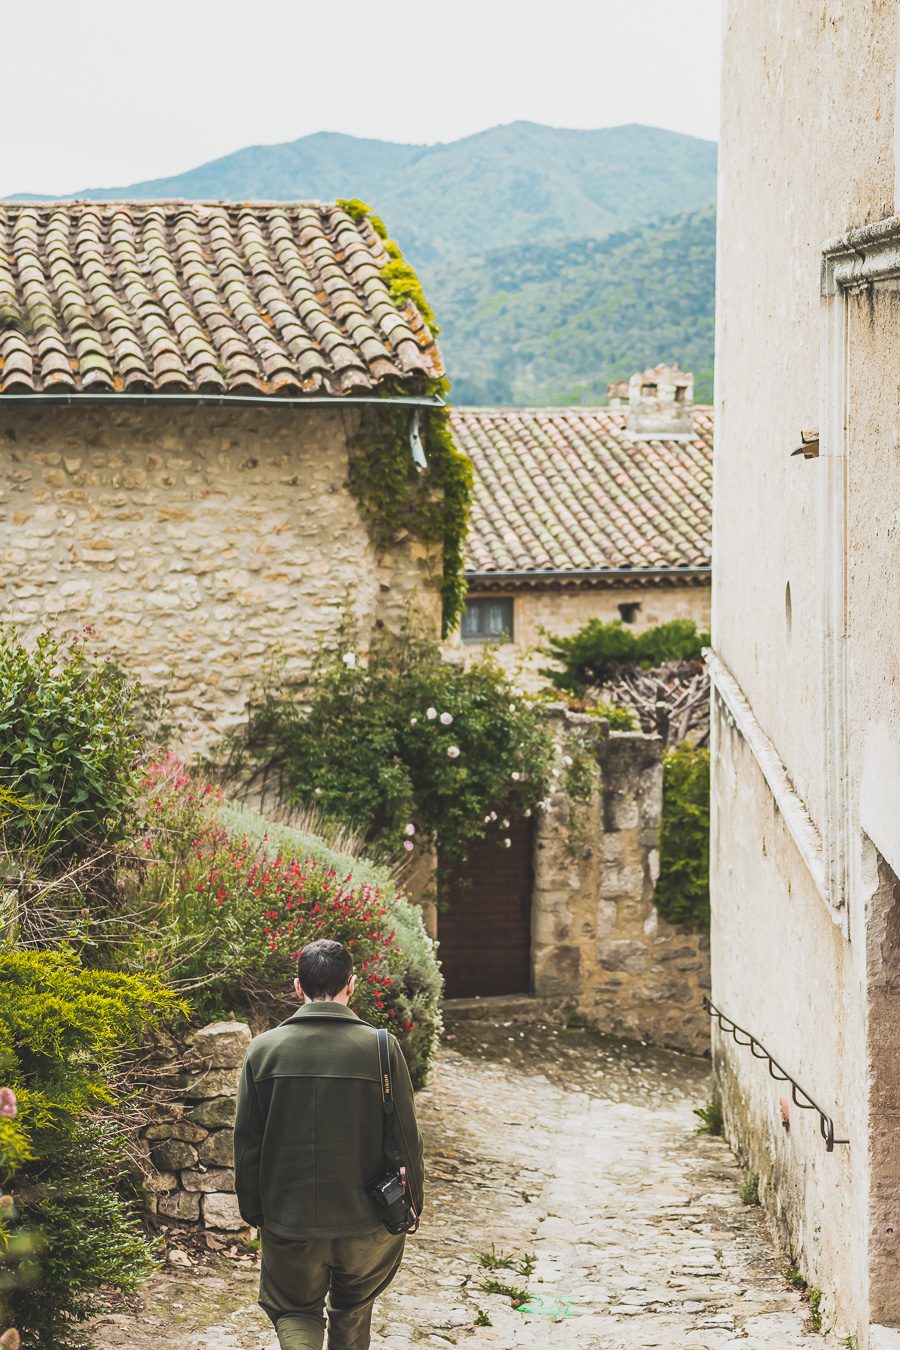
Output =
[
  {"x1": 141, "y1": 1020, "x2": 251, "y2": 1234},
  {"x1": 0, "y1": 402, "x2": 441, "y2": 756},
  {"x1": 531, "y1": 710, "x2": 709, "y2": 1055},
  {"x1": 449, "y1": 582, "x2": 711, "y2": 689}
]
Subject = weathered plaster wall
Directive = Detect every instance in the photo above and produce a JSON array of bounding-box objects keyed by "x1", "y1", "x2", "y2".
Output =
[
  {"x1": 714, "y1": 3, "x2": 899, "y2": 1338},
  {"x1": 0, "y1": 404, "x2": 441, "y2": 755},
  {"x1": 710, "y1": 702, "x2": 863, "y2": 1321},
  {"x1": 532, "y1": 713, "x2": 709, "y2": 1055},
  {"x1": 452, "y1": 583, "x2": 710, "y2": 687}
]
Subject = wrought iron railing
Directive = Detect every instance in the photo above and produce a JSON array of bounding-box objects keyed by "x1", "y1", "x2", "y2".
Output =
[{"x1": 703, "y1": 996, "x2": 849, "y2": 1152}]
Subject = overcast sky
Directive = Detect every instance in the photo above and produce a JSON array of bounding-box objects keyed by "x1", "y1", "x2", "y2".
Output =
[{"x1": 2, "y1": 0, "x2": 722, "y2": 198}]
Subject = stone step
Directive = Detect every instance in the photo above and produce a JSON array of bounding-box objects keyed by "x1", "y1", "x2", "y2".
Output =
[{"x1": 442, "y1": 994, "x2": 557, "y2": 1022}]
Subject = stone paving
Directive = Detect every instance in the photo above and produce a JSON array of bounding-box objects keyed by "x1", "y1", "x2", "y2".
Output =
[{"x1": 90, "y1": 1014, "x2": 822, "y2": 1349}]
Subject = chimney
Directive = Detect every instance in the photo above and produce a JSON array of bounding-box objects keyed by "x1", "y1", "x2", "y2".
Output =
[{"x1": 626, "y1": 364, "x2": 694, "y2": 440}]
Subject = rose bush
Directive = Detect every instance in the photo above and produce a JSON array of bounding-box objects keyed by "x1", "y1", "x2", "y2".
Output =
[
  {"x1": 127, "y1": 760, "x2": 442, "y2": 1086},
  {"x1": 211, "y1": 622, "x2": 554, "y2": 869}
]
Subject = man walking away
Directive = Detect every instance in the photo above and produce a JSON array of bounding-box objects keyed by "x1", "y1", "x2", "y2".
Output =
[{"x1": 234, "y1": 938, "x2": 425, "y2": 1350}]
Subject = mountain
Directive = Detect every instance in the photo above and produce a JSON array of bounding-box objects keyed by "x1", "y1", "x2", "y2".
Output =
[{"x1": 9, "y1": 122, "x2": 717, "y2": 405}]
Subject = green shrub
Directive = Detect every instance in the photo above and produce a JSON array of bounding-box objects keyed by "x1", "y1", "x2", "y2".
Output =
[
  {"x1": 127, "y1": 762, "x2": 443, "y2": 1086},
  {"x1": 214, "y1": 622, "x2": 553, "y2": 869},
  {"x1": 0, "y1": 948, "x2": 182, "y2": 1349},
  {"x1": 541, "y1": 618, "x2": 709, "y2": 693},
  {"x1": 0, "y1": 629, "x2": 143, "y2": 861},
  {"x1": 655, "y1": 744, "x2": 710, "y2": 929}
]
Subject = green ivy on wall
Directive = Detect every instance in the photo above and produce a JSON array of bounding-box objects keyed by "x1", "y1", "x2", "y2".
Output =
[
  {"x1": 654, "y1": 744, "x2": 710, "y2": 929},
  {"x1": 337, "y1": 199, "x2": 472, "y2": 635}
]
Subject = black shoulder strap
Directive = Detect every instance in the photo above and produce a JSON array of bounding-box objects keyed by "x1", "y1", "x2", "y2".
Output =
[
  {"x1": 375, "y1": 1029, "x2": 421, "y2": 1225},
  {"x1": 376, "y1": 1028, "x2": 394, "y2": 1113}
]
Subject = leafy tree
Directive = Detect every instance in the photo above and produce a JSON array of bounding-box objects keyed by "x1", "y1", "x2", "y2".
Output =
[{"x1": 541, "y1": 618, "x2": 709, "y2": 693}]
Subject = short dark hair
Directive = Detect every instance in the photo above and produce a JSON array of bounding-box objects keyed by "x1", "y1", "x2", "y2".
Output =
[{"x1": 296, "y1": 939, "x2": 353, "y2": 1000}]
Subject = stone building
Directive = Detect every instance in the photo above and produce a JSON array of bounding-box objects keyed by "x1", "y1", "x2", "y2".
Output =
[
  {"x1": 0, "y1": 201, "x2": 447, "y2": 754},
  {"x1": 449, "y1": 369, "x2": 712, "y2": 686},
  {"x1": 711, "y1": 4, "x2": 900, "y2": 1344}
]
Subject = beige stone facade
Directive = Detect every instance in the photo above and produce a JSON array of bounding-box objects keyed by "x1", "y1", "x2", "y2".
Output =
[
  {"x1": 532, "y1": 711, "x2": 709, "y2": 1055},
  {"x1": 454, "y1": 582, "x2": 710, "y2": 686},
  {"x1": 712, "y1": 2, "x2": 900, "y2": 1343},
  {"x1": 1, "y1": 403, "x2": 441, "y2": 755}
]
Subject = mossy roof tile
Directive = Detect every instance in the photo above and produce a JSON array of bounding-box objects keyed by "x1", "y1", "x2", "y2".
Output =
[{"x1": 0, "y1": 201, "x2": 441, "y2": 396}]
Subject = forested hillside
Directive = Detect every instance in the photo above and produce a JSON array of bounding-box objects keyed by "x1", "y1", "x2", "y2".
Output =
[{"x1": 431, "y1": 204, "x2": 715, "y2": 405}]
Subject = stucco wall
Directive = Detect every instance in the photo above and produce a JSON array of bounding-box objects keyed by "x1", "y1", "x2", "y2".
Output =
[
  {"x1": 714, "y1": 1, "x2": 899, "y2": 1339},
  {"x1": 532, "y1": 713, "x2": 710, "y2": 1054},
  {"x1": 453, "y1": 583, "x2": 711, "y2": 687},
  {"x1": 0, "y1": 403, "x2": 441, "y2": 755}
]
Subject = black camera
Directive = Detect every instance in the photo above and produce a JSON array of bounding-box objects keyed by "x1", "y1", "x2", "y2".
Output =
[{"x1": 366, "y1": 1171, "x2": 417, "y2": 1235}]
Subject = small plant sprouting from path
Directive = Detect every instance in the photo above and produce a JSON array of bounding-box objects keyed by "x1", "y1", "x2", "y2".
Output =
[
  {"x1": 473, "y1": 1309, "x2": 492, "y2": 1326},
  {"x1": 782, "y1": 1264, "x2": 825, "y2": 1333},
  {"x1": 476, "y1": 1245, "x2": 537, "y2": 1307},
  {"x1": 740, "y1": 1171, "x2": 760, "y2": 1205},
  {"x1": 694, "y1": 1088, "x2": 724, "y2": 1135}
]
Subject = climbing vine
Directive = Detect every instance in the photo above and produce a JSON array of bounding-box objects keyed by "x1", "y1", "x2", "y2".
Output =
[{"x1": 337, "y1": 199, "x2": 473, "y2": 634}]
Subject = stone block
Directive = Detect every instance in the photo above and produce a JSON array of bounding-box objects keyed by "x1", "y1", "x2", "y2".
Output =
[
  {"x1": 534, "y1": 944, "x2": 581, "y2": 996},
  {"x1": 180, "y1": 1167, "x2": 235, "y2": 1193},
  {"x1": 202, "y1": 1191, "x2": 245, "y2": 1231},
  {"x1": 190, "y1": 1021, "x2": 252, "y2": 1068},
  {"x1": 183, "y1": 1067, "x2": 240, "y2": 1099},
  {"x1": 198, "y1": 1129, "x2": 235, "y2": 1167},
  {"x1": 597, "y1": 939, "x2": 647, "y2": 975},
  {"x1": 158, "y1": 1190, "x2": 201, "y2": 1222},
  {"x1": 144, "y1": 1120, "x2": 207, "y2": 1143},
  {"x1": 146, "y1": 1170, "x2": 179, "y2": 1194},
  {"x1": 150, "y1": 1139, "x2": 199, "y2": 1172}
]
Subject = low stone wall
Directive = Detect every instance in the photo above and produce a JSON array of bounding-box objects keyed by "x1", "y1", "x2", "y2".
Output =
[
  {"x1": 532, "y1": 711, "x2": 710, "y2": 1055},
  {"x1": 141, "y1": 1020, "x2": 251, "y2": 1233}
]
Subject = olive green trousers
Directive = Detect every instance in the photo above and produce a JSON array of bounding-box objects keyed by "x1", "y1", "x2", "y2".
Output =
[{"x1": 259, "y1": 1227, "x2": 406, "y2": 1350}]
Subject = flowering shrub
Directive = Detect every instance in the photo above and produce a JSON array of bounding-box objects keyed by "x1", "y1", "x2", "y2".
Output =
[
  {"x1": 213, "y1": 623, "x2": 555, "y2": 868},
  {"x1": 128, "y1": 762, "x2": 442, "y2": 1085}
]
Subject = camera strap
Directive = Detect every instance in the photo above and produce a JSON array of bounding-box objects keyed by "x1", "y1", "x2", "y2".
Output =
[{"x1": 376, "y1": 1028, "x2": 420, "y2": 1229}]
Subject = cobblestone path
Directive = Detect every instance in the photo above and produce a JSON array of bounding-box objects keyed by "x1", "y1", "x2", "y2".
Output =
[{"x1": 91, "y1": 1015, "x2": 820, "y2": 1349}]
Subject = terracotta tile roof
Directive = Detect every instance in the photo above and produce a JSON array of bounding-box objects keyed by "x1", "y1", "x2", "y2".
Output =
[
  {"x1": 453, "y1": 407, "x2": 713, "y2": 584},
  {"x1": 0, "y1": 202, "x2": 442, "y2": 396}
]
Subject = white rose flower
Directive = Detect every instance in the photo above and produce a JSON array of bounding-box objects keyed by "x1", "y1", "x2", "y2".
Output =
[
  {"x1": 410, "y1": 716, "x2": 418, "y2": 726},
  {"x1": 404, "y1": 823, "x2": 416, "y2": 837},
  {"x1": 511, "y1": 771, "x2": 521, "y2": 781},
  {"x1": 440, "y1": 712, "x2": 453, "y2": 725},
  {"x1": 342, "y1": 652, "x2": 357, "y2": 668},
  {"x1": 503, "y1": 837, "x2": 512, "y2": 848},
  {"x1": 563, "y1": 755, "x2": 573, "y2": 766},
  {"x1": 447, "y1": 745, "x2": 460, "y2": 759},
  {"x1": 426, "y1": 707, "x2": 437, "y2": 720}
]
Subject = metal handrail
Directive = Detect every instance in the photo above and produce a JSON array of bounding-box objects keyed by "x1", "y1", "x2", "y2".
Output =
[{"x1": 703, "y1": 997, "x2": 849, "y2": 1152}]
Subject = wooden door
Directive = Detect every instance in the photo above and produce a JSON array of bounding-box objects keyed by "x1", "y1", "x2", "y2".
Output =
[{"x1": 439, "y1": 816, "x2": 534, "y2": 998}]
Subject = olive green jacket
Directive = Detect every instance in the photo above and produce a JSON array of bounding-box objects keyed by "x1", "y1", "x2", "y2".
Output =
[{"x1": 234, "y1": 1002, "x2": 425, "y2": 1239}]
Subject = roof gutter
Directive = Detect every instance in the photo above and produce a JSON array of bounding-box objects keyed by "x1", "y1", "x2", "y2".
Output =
[
  {"x1": 466, "y1": 566, "x2": 711, "y2": 581},
  {"x1": 0, "y1": 392, "x2": 445, "y2": 408}
]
